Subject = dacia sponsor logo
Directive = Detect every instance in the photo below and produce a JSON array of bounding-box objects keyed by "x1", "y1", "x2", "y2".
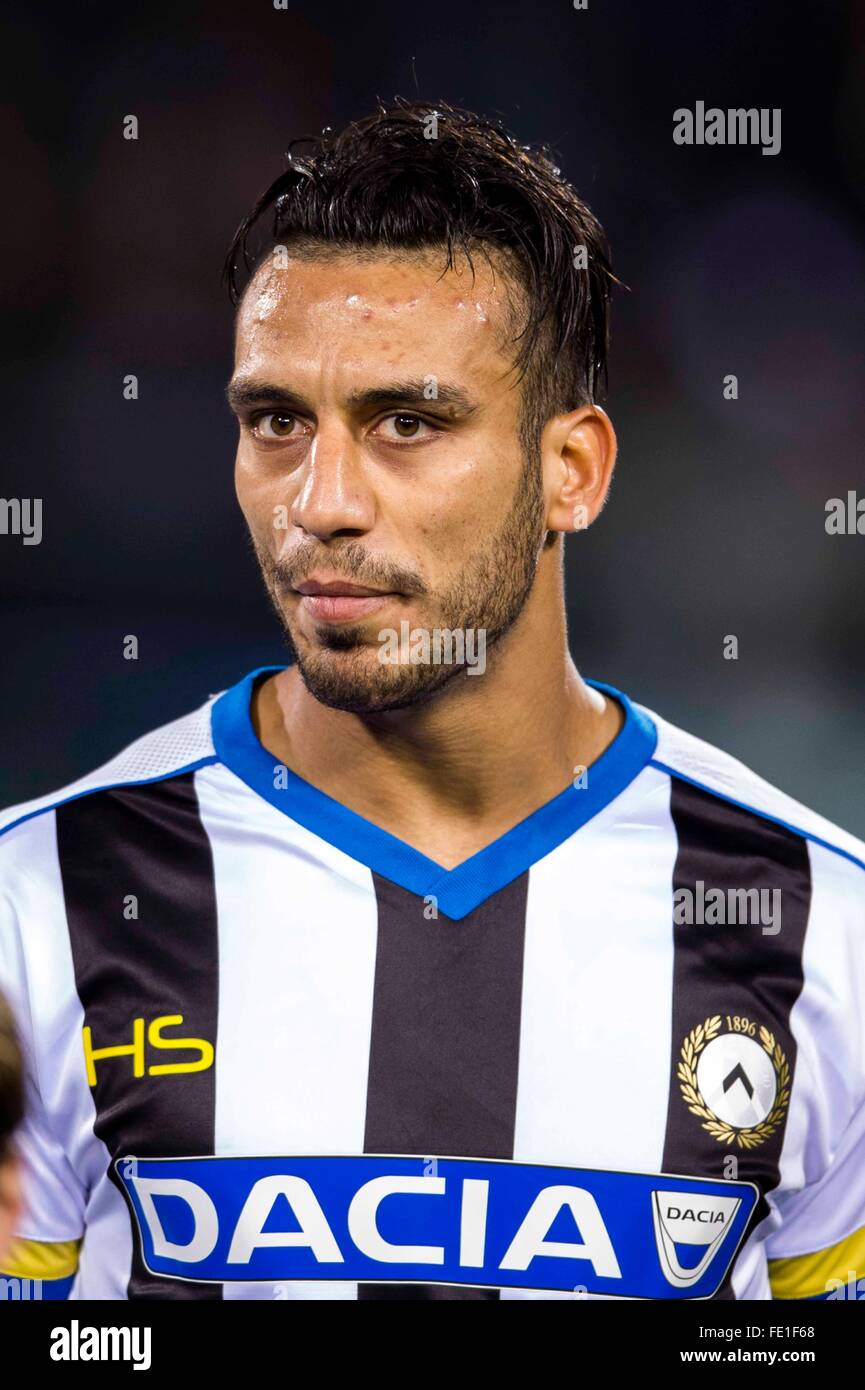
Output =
[
  {"x1": 116, "y1": 1155, "x2": 758, "y2": 1298},
  {"x1": 666, "y1": 1207, "x2": 726, "y2": 1222}
]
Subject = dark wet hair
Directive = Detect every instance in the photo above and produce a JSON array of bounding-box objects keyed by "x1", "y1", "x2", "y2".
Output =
[{"x1": 224, "y1": 97, "x2": 615, "y2": 453}]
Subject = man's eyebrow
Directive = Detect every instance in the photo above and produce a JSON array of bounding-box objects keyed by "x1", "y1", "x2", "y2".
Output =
[
  {"x1": 226, "y1": 379, "x2": 307, "y2": 413},
  {"x1": 226, "y1": 377, "x2": 479, "y2": 416},
  {"x1": 345, "y1": 380, "x2": 478, "y2": 415}
]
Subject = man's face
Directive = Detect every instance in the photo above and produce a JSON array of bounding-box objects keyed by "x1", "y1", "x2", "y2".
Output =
[{"x1": 230, "y1": 247, "x2": 547, "y2": 712}]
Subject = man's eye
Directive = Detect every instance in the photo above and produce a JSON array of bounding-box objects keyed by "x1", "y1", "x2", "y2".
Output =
[
  {"x1": 376, "y1": 414, "x2": 437, "y2": 441},
  {"x1": 252, "y1": 412, "x2": 299, "y2": 440}
]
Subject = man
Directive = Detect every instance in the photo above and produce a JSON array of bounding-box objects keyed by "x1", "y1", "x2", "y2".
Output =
[
  {"x1": 0, "y1": 992, "x2": 23, "y2": 1272},
  {"x1": 0, "y1": 99, "x2": 863, "y2": 1301}
]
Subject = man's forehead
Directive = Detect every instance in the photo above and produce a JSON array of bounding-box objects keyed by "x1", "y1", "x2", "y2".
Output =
[{"x1": 236, "y1": 245, "x2": 520, "y2": 344}]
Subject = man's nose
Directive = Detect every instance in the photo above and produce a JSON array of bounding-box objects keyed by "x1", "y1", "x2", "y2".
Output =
[{"x1": 289, "y1": 422, "x2": 376, "y2": 539}]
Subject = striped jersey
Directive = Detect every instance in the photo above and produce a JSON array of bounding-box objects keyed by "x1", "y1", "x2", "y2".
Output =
[{"x1": 1, "y1": 665, "x2": 863, "y2": 1301}]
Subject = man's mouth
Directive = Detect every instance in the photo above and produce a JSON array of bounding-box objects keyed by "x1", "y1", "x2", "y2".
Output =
[{"x1": 293, "y1": 577, "x2": 400, "y2": 623}]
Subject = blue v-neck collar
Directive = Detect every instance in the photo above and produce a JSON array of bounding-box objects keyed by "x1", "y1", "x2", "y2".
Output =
[{"x1": 210, "y1": 665, "x2": 657, "y2": 921}]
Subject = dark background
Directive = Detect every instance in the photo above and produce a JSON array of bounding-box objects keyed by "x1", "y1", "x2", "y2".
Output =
[{"x1": 1, "y1": 0, "x2": 863, "y2": 829}]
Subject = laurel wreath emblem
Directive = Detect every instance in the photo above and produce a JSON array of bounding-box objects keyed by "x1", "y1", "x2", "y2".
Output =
[{"x1": 678, "y1": 1015, "x2": 790, "y2": 1149}]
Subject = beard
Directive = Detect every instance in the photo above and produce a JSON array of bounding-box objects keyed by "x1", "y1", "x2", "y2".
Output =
[{"x1": 252, "y1": 453, "x2": 547, "y2": 714}]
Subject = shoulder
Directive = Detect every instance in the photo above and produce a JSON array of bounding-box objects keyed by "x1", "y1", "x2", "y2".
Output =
[
  {"x1": 0, "y1": 692, "x2": 219, "y2": 854},
  {"x1": 640, "y1": 704, "x2": 865, "y2": 1113},
  {"x1": 640, "y1": 702, "x2": 865, "y2": 887}
]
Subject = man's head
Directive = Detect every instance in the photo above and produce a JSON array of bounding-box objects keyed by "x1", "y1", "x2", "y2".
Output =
[
  {"x1": 0, "y1": 992, "x2": 23, "y2": 1264},
  {"x1": 226, "y1": 99, "x2": 617, "y2": 713}
]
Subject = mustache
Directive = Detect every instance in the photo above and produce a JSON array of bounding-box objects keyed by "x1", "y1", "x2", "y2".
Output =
[{"x1": 263, "y1": 540, "x2": 426, "y2": 597}]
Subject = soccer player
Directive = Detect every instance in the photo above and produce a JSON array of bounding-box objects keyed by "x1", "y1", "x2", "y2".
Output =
[
  {"x1": 0, "y1": 991, "x2": 24, "y2": 1271},
  {"x1": 0, "y1": 100, "x2": 863, "y2": 1301}
]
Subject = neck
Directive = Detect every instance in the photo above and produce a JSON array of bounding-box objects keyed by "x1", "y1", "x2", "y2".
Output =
[{"x1": 252, "y1": 563, "x2": 622, "y2": 866}]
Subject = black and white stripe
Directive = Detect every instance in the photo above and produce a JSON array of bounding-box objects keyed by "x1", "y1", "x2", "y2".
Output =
[
  {"x1": 661, "y1": 777, "x2": 811, "y2": 1298},
  {"x1": 359, "y1": 874, "x2": 528, "y2": 1299},
  {"x1": 57, "y1": 773, "x2": 222, "y2": 1300}
]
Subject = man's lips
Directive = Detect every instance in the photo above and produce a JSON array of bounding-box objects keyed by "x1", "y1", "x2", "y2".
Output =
[{"x1": 293, "y1": 578, "x2": 399, "y2": 623}]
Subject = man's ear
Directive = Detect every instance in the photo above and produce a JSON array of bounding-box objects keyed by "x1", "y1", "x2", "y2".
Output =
[
  {"x1": 541, "y1": 405, "x2": 617, "y2": 535},
  {"x1": 0, "y1": 1151, "x2": 22, "y2": 1267}
]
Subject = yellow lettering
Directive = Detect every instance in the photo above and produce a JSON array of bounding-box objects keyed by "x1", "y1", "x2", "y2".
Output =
[
  {"x1": 147, "y1": 1014, "x2": 214, "y2": 1075},
  {"x1": 82, "y1": 1017, "x2": 145, "y2": 1086}
]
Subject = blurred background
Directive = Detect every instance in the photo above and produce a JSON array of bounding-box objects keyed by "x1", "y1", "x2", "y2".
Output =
[{"x1": 1, "y1": 0, "x2": 863, "y2": 829}]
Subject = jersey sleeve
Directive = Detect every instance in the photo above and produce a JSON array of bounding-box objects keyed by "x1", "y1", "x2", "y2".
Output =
[
  {"x1": 0, "y1": 846, "x2": 86, "y2": 1269},
  {"x1": 0, "y1": 1238, "x2": 80, "y2": 1299},
  {"x1": 765, "y1": 842, "x2": 865, "y2": 1300},
  {"x1": 766, "y1": 1098, "x2": 865, "y2": 1299}
]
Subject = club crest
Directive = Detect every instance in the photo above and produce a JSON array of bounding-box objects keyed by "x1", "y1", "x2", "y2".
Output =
[{"x1": 678, "y1": 1015, "x2": 790, "y2": 1149}]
